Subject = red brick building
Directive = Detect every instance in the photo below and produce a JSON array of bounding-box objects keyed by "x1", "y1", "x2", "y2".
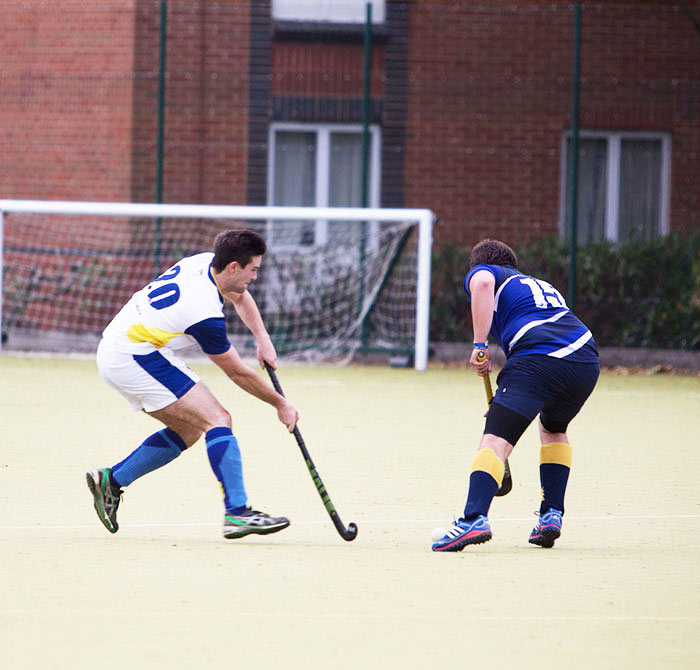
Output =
[{"x1": 2, "y1": 0, "x2": 699, "y2": 247}]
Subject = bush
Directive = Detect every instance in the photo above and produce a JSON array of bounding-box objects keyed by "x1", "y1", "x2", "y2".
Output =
[
  {"x1": 428, "y1": 243, "x2": 472, "y2": 341},
  {"x1": 430, "y1": 232, "x2": 700, "y2": 350}
]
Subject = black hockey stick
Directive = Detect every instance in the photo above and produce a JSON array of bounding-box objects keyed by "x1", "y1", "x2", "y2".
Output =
[
  {"x1": 476, "y1": 350, "x2": 513, "y2": 496},
  {"x1": 264, "y1": 362, "x2": 358, "y2": 542}
]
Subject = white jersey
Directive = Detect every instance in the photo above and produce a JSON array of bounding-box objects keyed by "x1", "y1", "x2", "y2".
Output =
[{"x1": 102, "y1": 252, "x2": 230, "y2": 356}]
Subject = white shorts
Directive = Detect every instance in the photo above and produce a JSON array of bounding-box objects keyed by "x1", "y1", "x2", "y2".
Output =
[{"x1": 96, "y1": 339, "x2": 200, "y2": 413}]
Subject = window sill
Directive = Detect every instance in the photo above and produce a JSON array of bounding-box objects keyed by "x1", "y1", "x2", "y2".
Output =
[{"x1": 273, "y1": 20, "x2": 389, "y2": 43}]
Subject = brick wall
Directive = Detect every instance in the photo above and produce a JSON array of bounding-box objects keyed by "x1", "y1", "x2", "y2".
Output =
[
  {"x1": 1, "y1": 0, "x2": 250, "y2": 207},
  {"x1": 1, "y1": 1, "x2": 698, "y2": 248},
  {"x1": 1, "y1": 1, "x2": 136, "y2": 202},
  {"x1": 404, "y1": 1, "x2": 700, "y2": 246},
  {"x1": 131, "y1": 1, "x2": 250, "y2": 206},
  {"x1": 578, "y1": 3, "x2": 699, "y2": 237},
  {"x1": 272, "y1": 41, "x2": 384, "y2": 98}
]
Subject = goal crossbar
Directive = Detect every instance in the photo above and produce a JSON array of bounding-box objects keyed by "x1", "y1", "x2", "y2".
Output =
[{"x1": 0, "y1": 199, "x2": 435, "y2": 370}]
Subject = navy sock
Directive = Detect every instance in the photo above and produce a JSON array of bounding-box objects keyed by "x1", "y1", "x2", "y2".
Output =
[
  {"x1": 463, "y1": 471, "x2": 500, "y2": 520},
  {"x1": 111, "y1": 428, "x2": 186, "y2": 488},
  {"x1": 206, "y1": 427, "x2": 247, "y2": 513},
  {"x1": 539, "y1": 463, "x2": 570, "y2": 514},
  {"x1": 463, "y1": 448, "x2": 504, "y2": 520},
  {"x1": 539, "y1": 443, "x2": 572, "y2": 514}
]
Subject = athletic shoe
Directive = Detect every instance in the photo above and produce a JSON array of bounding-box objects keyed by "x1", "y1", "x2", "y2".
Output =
[
  {"x1": 223, "y1": 508, "x2": 290, "y2": 539},
  {"x1": 528, "y1": 508, "x2": 563, "y2": 548},
  {"x1": 431, "y1": 515, "x2": 492, "y2": 552},
  {"x1": 86, "y1": 468, "x2": 122, "y2": 534}
]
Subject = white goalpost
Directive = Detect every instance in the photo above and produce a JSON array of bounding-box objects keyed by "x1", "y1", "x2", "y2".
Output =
[{"x1": 0, "y1": 200, "x2": 435, "y2": 370}]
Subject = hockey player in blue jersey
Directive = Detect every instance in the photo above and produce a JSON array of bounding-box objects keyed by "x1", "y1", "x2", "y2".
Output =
[{"x1": 432, "y1": 239, "x2": 599, "y2": 551}]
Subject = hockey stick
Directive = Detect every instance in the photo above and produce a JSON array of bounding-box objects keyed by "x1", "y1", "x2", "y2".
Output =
[
  {"x1": 264, "y1": 362, "x2": 358, "y2": 542},
  {"x1": 476, "y1": 350, "x2": 513, "y2": 497}
]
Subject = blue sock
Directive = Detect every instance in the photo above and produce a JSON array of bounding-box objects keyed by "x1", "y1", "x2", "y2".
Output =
[
  {"x1": 463, "y1": 471, "x2": 500, "y2": 520},
  {"x1": 463, "y1": 448, "x2": 504, "y2": 520},
  {"x1": 206, "y1": 427, "x2": 247, "y2": 514},
  {"x1": 539, "y1": 464, "x2": 570, "y2": 514},
  {"x1": 111, "y1": 428, "x2": 186, "y2": 488},
  {"x1": 538, "y1": 442, "x2": 572, "y2": 514}
]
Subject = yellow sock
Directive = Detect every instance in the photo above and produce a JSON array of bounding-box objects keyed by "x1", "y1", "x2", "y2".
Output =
[
  {"x1": 540, "y1": 442, "x2": 572, "y2": 467},
  {"x1": 471, "y1": 447, "x2": 505, "y2": 486}
]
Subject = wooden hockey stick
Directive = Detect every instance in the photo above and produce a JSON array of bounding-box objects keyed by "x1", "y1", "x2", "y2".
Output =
[{"x1": 476, "y1": 350, "x2": 513, "y2": 497}]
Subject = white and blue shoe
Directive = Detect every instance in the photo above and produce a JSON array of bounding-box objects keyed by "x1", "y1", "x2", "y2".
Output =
[
  {"x1": 431, "y1": 515, "x2": 492, "y2": 552},
  {"x1": 528, "y1": 508, "x2": 563, "y2": 548}
]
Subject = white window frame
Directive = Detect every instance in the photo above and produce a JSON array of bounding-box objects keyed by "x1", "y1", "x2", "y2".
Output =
[
  {"x1": 272, "y1": 0, "x2": 385, "y2": 24},
  {"x1": 559, "y1": 130, "x2": 671, "y2": 242},
  {"x1": 267, "y1": 121, "x2": 382, "y2": 250}
]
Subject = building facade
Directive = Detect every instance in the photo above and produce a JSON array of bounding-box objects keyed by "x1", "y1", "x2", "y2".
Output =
[{"x1": 2, "y1": 0, "x2": 699, "y2": 247}]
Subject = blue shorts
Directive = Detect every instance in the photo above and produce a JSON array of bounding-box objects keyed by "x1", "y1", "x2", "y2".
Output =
[{"x1": 486, "y1": 354, "x2": 599, "y2": 442}]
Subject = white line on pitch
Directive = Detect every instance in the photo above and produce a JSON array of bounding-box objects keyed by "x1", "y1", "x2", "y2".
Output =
[
  {"x1": 0, "y1": 513, "x2": 698, "y2": 531},
  {"x1": 1, "y1": 608, "x2": 698, "y2": 623}
]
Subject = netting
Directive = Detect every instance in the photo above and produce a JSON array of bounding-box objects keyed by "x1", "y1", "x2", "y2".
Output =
[{"x1": 1, "y1": 209, "x2": 420, "y2": 364}]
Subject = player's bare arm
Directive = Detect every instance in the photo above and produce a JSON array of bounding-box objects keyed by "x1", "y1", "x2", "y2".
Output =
[
  {"x1": 209, "y1": 346, "x2": 298, "y2": 431},
  {"x1": 468, "y1": 270, "x2": 496, "y2": 374},
  {"x1": 227, "y1": 289, "x2": 277, "y2": 369}
]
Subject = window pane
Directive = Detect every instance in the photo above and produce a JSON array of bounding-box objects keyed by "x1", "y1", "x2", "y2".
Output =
[
  {"x1": 329, "y1": 132, "x2": 364, "y2": 207},
  {"x1": 619, "y1": 139, "x2": 661, "y2": 242},
  {"x1": 272, "y1": 0, "x2": 385, "y2": 23},
  {"x1": 273, "y1": 131, "x2": 316, "y2": 245},
  {"x1": 565, "y1": 138, "x2": 607, "y2": 244},
  {"x1": 329, "y1": 132, "x2": 366, "y2": 247}
]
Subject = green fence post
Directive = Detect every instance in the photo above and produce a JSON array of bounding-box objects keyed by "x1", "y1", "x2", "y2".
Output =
[
  {"x1": 568, "y1": 2, "x2": 581, "y2": 311},
  {"x1": 359, "y1": 2, "x2": 372, "y2": 350},
  {"x1": 155, "y1": 0, "x2": 167, "y2": 278}
]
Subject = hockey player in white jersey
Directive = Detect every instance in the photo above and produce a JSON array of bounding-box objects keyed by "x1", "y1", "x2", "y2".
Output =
[{"x1": 87, "y1": 229, "x2": 298, "y2": 540}]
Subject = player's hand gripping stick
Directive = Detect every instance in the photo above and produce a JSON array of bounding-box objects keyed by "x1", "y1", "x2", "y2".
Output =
[
  {"x1": 476, "y1": 350, "x2": 513, "y2": 497},
  {"x1": 264, "y1": 362, "x2": 358, "y2": 541}
]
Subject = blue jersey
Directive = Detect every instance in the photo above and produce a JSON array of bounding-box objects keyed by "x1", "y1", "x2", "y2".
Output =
[{"x1": 464, "y1": 264, "x2": 598, "y2": 362}]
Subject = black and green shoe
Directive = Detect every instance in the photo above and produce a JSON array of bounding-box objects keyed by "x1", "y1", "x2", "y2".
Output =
[
  {"x1": 86, "y1": 468, "x2": 122, "y2": 534},
  {"x1": 223, "y1": 508, "x2": 290, "y2": 539}
]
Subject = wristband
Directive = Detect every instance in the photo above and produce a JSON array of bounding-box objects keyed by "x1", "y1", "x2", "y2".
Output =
[{"x1": 473, "y1": 342, "x2": 489, "y2": 350}]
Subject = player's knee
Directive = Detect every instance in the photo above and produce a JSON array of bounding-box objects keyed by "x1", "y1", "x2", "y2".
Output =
[
  {"x1": 181, "y1": 429, "x2": 202, "y2": 448},
  {"x1": 160, "y1": 425, "x2": 200, "y2": 448},
  {"x1": 208, "y1": 407, "x2": 232, "y2": 430},
  {"x1": 477, "y1": 435, "x2": 513, "y2": 462},
  {"x1": 222, "y1": 407, "x2": 232, "y2": 426},
  {"x1": 539, "y1": 414, "x2": 569, "y2": 435},
  {"x1": 484, "y1": 401, "x2": 531, "y2": 446}
]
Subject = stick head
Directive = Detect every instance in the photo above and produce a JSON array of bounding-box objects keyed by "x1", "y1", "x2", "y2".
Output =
[{"x1": 342, "y1": 523, "x2": 359, "y2": 541}]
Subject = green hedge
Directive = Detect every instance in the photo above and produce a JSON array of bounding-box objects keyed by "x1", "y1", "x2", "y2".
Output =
[{"x1": 430, "y1": 232, "x2": 700, "y2": 350}]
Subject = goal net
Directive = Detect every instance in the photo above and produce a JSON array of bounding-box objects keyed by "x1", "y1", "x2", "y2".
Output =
[{"x1": 0, "y1": 201, "x2": 434, "y2": 369}]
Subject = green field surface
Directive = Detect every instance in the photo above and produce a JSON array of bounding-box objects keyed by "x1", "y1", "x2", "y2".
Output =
[{"x1": 1, "y1": 356, "x2": 699, "y2": 669}]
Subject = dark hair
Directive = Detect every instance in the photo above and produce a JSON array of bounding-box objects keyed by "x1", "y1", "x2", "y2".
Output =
[
  {"x1": 212, "y1": 229, "x2": 267, "y2": 271},
  {"x1": 469, "y1": 239, "x2": 518, "y2": 268}
]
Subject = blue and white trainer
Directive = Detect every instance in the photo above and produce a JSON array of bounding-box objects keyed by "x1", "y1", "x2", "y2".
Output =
[
  {"x1": 528, "y1": 508, "x2": 563, "y2": 548},
  {"x1": 431, "y1": 515, "x2": 492, "y2": 552}
]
